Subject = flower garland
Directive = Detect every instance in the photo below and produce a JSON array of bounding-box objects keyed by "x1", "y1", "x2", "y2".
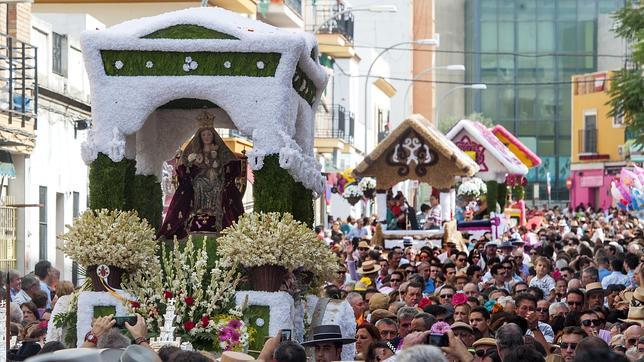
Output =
[
  {"x1": 457, "y1": 177, "x2": 487, "y2": 199},
  {"x1": 59, "y1": 209, "x2": 157, "y2": 272},
  {"x1": 358, "y1": 177, "x2": 376, "y2": 191},
  {"x1": 217, "y1": 212, "x2": 338, "y2": 288},
  {"x1": 343, "y1": 184, "x2": 363, "y2": 199},
  {"x1": 122, "y1": 236, "x2": 247, "y2": 352}
]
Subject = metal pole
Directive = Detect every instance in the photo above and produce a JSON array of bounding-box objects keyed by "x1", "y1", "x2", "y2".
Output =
[
  {"x1": 5, "y1": 271, "x2": 10, "y2": 356},
  {"x1": 363, "y1": 41, "x2": 420, "y2": 154},
  {"x1": 434, "y1": 85, "x2": 468, "y2": 131},
  {"x1": 34, "y1": 46, "x2": 38, "y2": 130},
  {"x1": 8, "y1": 36, "x2": 12, "y2": 125},
  {"x1": 21, "y1": 42, "x2": 25, "y2": 127}
]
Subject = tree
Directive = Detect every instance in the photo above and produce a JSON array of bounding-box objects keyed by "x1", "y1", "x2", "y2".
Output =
[
  {"x1": 439, "y1": 113, "x2": 494, "y2": 133},
  {"x1": 607, "y1": 1, "x2": 644, "y2": 148}
]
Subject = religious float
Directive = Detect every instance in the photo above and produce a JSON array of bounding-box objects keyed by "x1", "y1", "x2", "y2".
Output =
[
  {"x1": 47, "y1": 7, "x2": 355, "y2": 359},
  {"x1": 446, "y1": 120, "x2": 539, "y2": 238},
  {"x1": 352, "y1": 114, "x2": 479, "y2": 250}
]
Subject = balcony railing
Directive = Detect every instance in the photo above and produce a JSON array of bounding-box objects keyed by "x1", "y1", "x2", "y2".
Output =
[
  {"x1": 283, "y1": 0, "x2": 302, "y2": 16},
  {"x1": 309, "y1": 4, "x2": 354, "y2": 42},
  {"x1": 578, "y1": 128, "x2": 597, "y2": 154},
  {"x1": 0, "y1": 33, "x2": 38, "y2": 129},
  {"x1": 315, "y1": 105, "x2": 355, "y2": 145}
]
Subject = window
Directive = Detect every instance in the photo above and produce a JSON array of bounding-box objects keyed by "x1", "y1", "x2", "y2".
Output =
[
  {"x1": 613, "y1": 113, "x2": 625, "y2": 127},
  {"x1": 39, "y1": 186, "x2": 47, "y2": 260},
  {"x1": 52, "y1": 32, "x2": 68, "y2": 77},
  {"x1": 583, "y1": 113, "x2": 597, "y2": 153}
]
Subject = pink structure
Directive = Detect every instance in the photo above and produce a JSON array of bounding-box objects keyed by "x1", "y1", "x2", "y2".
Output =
[{"x1": 569, "y1": 169, "x2": 614, "y2": 209}]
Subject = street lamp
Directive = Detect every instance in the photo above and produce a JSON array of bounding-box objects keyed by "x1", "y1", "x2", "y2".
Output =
[
  {"x1": 313, "y1": 5, "x2": 398, "y2": 34},
  {"x1": 363, "y1": 37, "x2": 440, "y2": 153},
  {"x1": 402, "y1": 64, "x2": 465, "y2": 118},
  {"x1": 434, "y1": 83, "x2": 487, "y2": 132}
]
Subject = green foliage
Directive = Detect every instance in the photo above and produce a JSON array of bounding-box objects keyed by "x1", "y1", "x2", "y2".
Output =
[
  {"x1": 53, "y1": 310, "x2": 77, "y2": 348},
  {"x1": 101, "y1": 50, "x2": 281, "y2": 77},
  {"x1": 253, "y1": 155, "x2": 315, "y2": 226},
  {"x1": 512, "y1": 185, "x2": 525, "y2": 201},
  {"x1": 142, "y1": 24, "x2": 238, "y2": 40},
  {"x1": 131, "y1": 175, "x2": 163, "y2": 231},
  {"x1": 486, "y1": 181, "x2": 498, "y2": 214},
  {"x1": 608, "y1": 1, "x2": 644, "y2": 148},
  {"x1": 89, "y1": 153, "x2": 163, "y2": 229},
  {"x1": 89, "y1": 153, "x2": 135, "y2": 210},
  {"x1": 497, "y1": 183, "x2": 508, "y2": 211},
  {"x1": 244, "y1": 305, "x2": 270, "y2": 354},
  {"x1": 93, "y1": 306, "x2": 116, "y2": 318},
  {"x1": 439, "y1": 112, "x2": 494, "y2": 133}
]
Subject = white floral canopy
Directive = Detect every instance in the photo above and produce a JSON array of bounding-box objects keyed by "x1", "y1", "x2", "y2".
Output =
[{"x1": 79, "y1": 7, "x2": 328, "y2": 194}]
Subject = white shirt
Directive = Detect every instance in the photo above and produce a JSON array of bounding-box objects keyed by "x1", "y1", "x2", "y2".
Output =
[
  {"x1": 601, "y1": 271, "x2": 631, "y2": 288},
  {"x1": 526, "y1": 321, "x2": 555, "y2": 343},
  {"x1": 529, "y1": 274, "x2": 556, "y2": 296},
  {"x1": 12, "y1": 289, "x2": 31, "y2": 305},
  {"x1": 346, "y1": 227, "x2": 370, "y2": 240}
]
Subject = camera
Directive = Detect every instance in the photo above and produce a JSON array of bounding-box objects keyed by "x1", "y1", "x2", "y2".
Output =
[
  {"x1": 114, "y1": 316, "x2": 137, "y2": 328},
  {"x1": 426, "y1": 333, "x2": 449, "y2": 347},
  {"x1": 280, "y1": 329, "x2": 292, "y2": 342}
]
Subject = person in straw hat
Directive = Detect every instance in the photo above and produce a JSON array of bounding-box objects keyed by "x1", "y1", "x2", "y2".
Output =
[
  {"x1": 585, "y1": 282, "x2": 605, "y2": 309},
  {"x1": 357, "y1": 260, "x2": 381, "y2": 286},
  {"x1": 300, "y1": 325, "x2": 356, "y2": 362}
]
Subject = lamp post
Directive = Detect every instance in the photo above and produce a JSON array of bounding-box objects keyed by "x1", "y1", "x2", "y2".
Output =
[
  {"x1": 402, "y1": 64, "x2": 465, "y2": 118},
  {"x1": 434, "y1": 83, "x2": 486, "y2": 132},
  {"x1": 363, "y1": 37, "x2": 439, "y2": 154},
  {"x1": 313, "y1": 5, "x2": 397, "y2": 34}
]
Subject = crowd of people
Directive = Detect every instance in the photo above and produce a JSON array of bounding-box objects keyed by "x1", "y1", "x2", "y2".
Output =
[{"x1": 1, "y1": 203, "x2": 642, "y2": 362}]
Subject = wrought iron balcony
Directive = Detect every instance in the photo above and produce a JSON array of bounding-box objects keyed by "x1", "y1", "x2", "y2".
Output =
[
  {"x1": 283, "y1": 0, "x2": 302, "y2": 16},
  {"x1": 315, "y1": 105, "x2": 354, "y2": 145},
  {"x1": 309, "y1": 4, "x2": 354, "y2": 42},
  {"x1": 0, "y1": 32, "x2": 38, "y2": 130}
]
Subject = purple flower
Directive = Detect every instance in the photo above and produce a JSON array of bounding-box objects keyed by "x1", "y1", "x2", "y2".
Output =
[
  {"x1": 231, "y1": 331, "x2": 241, "y2": 343},
  {"x1": 228, "y1": 319, "x2": 242, "y2": 329},
  {"x1": 219, "y1": 328, "x2": 233, "y2": 342}
]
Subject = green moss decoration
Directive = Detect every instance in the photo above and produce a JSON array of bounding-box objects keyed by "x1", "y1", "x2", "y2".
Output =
[
  {"x1": 89, "y1": 153, "x2": 135, "y2": 210},
  {"x1": 486, "y1": 181, "x2": 498, "y2": 215},
  {"x1": 245, "y1": 305, "x2": 270, "y2": 355},
  {"x1": 89, "y1": 153, "x2": 163, "y2": 229},
  {"x1": 141, "y1": 24, "x2": 238, "y2": 40},
  {"x1": 253, "y1": 154, "x2": 314, "y2": 226},
  {"x1": 497, "y1": 183, "x2": 508, "y2": 211},
  {"x1": 292, "y1": 66, "x2": 317, "y2": 106},
  {"x1": 159, "y1": 98, "x2": 218, "y2": 110},
  {"x1": 253, "y1": 155, "x2": 295, "y2": 214},
  {"x1": 292, "y1": 181, "x2": 314, "y2": 227},
  {"x1": 130, "y1": 175, "x2": 163, "y2": 231},
  {"x1": 512, "y1": 185, "x2": 525, "y2": 201},
  {"x1": 101, "y1": 50, "x2": 281, "y2": 77},
  {"x1": 94, "y1": 306, "x2": 116, "y2": 318}
]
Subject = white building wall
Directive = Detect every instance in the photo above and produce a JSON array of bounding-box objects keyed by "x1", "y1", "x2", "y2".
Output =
[{"x1": 11, "y1": 14, "x2": 97, "y2": 278}]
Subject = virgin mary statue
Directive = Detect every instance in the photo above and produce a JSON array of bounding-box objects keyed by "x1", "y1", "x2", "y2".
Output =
[{"x1": 158, "y1": 111, "x2": 244, "y2": 239}]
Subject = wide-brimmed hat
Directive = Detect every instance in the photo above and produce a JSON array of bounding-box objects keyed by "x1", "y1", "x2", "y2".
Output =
[
  {"x1": 358, "y1": 241, "x2": 370, "y2": 249},
  {"x1": 455, "y1": 271, "x2": 468, "y2": 281},
  {"x1": 484, "y1": 241, "x2": 498, "y2": 248},
  {"x1": 369, "y1": 293, "x2": 390, "y2": 312},
  {"x1": 558, "y1": 219, "x2": 567, "y2": 227},
  {"x1": 586, "y1": 282, "x2": 604, "y2": 295},
  {"x1": 450, "y1": 321, "x2": 473, "y2": 333},
  {"x1": 301, "y1": 325, "x2": 356, "y2": 347},
  {"x1": 357, "y1": 260, "x2": 381, "y2": 275},
  {"x1": 370, "y1": 309, "x2": 397, "y2": 322},
  {"x1": 472, "y1": 337, "x2": 497, "y2": 348},
  {"x1": 619, "y1": 306, "x2": 644, "y2": 326},
  {"x1": 220, "y1": 351, "x2": 256, "y2": 362},
  {"x1": 499, "y1": 241, "x2": 514, "y2": 250}
]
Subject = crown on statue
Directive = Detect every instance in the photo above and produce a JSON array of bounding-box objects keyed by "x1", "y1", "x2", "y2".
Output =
[{"x1": 197, "y1": 111, "x2": 215, "y2": 129}]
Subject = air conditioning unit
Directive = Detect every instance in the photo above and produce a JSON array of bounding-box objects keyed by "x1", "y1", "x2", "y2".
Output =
[{"x1": 617, "y1": 144, "x2": 626, "y2": 157}]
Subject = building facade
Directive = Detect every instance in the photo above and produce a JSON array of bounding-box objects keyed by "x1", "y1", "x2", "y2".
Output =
[
  {"x1": 464, "y1": 0, "x2": 625, "y2": 202},
  {"x1": 569, "y1": 71, "x2": 640, "y2": 210}
]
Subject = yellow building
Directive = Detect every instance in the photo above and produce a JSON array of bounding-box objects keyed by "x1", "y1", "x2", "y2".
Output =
[{"x1": 569, "y1": 70, "x2": 639, "y2": 209}]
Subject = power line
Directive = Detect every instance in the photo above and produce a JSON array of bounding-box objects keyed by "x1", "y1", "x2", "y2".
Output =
[
  {"x1": 331, "y1": 60, "x2": 617, "y2": 86},
  {"x1": 317, "y1": 42, "x2": 630, "y2": 59}
]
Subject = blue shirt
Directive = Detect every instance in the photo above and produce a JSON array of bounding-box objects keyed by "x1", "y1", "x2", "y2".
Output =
[
  {"x1": 424, "y1": 279, "x2": 435, "y2": 295},
  {"x1": 39, "y1": 280, "x2": 52, "y2": 309},
  {"x1": 598, "y1": 267, "x2": 610, "y2": 282}
]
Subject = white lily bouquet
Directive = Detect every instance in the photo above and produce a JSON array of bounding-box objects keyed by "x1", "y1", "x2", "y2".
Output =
[{"x1": 457, "y1": 177, "x2": 488, "y2": 200}]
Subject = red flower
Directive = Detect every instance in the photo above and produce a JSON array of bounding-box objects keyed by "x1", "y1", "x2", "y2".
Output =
[
  {"x1": 183, "y1": 321, "x2": 195, "y2": 331},
  {"x1": 451, "y1": 293, "x2": 468, "y2": 306},
  {"x1": 184, "y1": 296, "x2": 195, "y2": 306},
  {"x1": 129, "y1": 301, "x2": 141, "y2": 309},
  {"x1": 418, "y1": 296, "x2": 432, "y2": 309},
  {"x1": 163, "y1": 291, "x2": 173, "y2": 299},
  {"x1": 200, "y1": 316, "x2": 210, "y2": 326}
]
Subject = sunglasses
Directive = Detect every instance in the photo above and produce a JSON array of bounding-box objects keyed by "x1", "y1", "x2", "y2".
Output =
[
  {"x1": 390, "y1": 278, "x2": 402, "y2": 283},
  {"x1": 405, "y1": 269, "x2": 414, "y2": 273},
  {"x1": 560, "y1": 342, "x2": 577, "y2": 350},
  {"x1": 567, "y1": 301, "x2": 583, "y2": 306},
  {"x1": 440, "y1": 294, "x2": 453, "y2": 299},
  {"x1": 475, "y1": 349, "x2": 490, "y2": 357},
  {"x1": 358, "y1": 247, "x2": 369, "y2": 251},
  {"x1": 581, "y1": 319, "x2": 600, "y2": 327},
  {"x1": 536, "y1": 308, "x2": 549, "y2": 313},
  {"x1": 457, "y1": 258, "x2": 467, "y2": 262}
]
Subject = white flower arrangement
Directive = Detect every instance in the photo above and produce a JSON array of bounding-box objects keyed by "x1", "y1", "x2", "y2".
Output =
[
  {"x1": 358, "y1": 177, "x2": 376, "y2": 191},
  {"x1": 123, "y1": 236, "x2": 245, "y2": 351},
  {"x1": 59, "y1": 209, "x2": 157, "y2": 272},
  {"x1": 343, "y1": 184, "x2": 363, "y2": 199},
  {"x1": 217, "y1": 212, "x2": 338, "y2": 286},
  {"x1": 457, "y1": 177, "x2": 488, "y2": 199}
]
